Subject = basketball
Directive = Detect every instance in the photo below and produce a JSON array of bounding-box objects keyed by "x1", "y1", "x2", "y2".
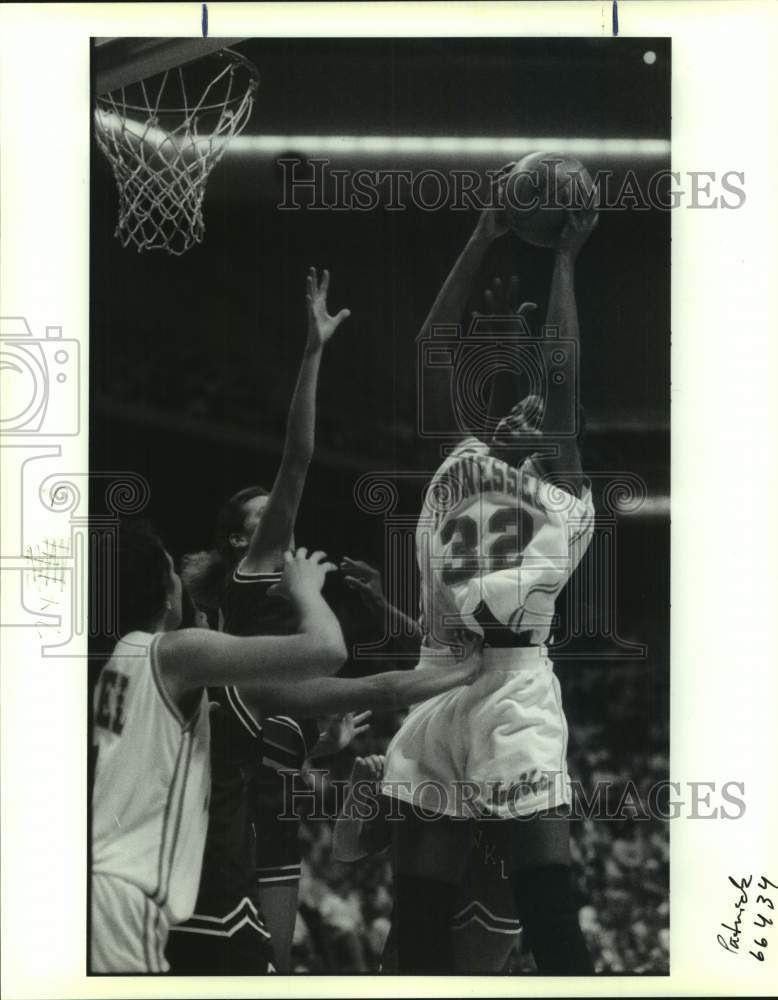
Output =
[{"x1": 502, "y1": 152, "x2": 596, "y2": 248}]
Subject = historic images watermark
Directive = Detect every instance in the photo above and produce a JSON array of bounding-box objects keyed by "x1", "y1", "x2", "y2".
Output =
[
  {"x1": 0, "y1": 315, "x2": 152, "y2": 655},
  {"x1": 278, "y1": 158, "x2": 746, "y2": 213},
  {"x1": 280, "y1": 773, "x2": 747, "y2": 822},
  {"x1": 417, "y1": 311, "x2": 579, "y2": 441},
  {"x1": 0, "y1": 317, "x2": 80, "y2": 436}
]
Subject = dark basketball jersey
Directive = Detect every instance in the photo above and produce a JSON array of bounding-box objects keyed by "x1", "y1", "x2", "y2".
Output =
[
  {"x1": 167, "y1": 570, "x2": 301, "y2": 973},
  {"x1": 166, "y1": 684, "x2": 275, "y2": 974},
  {"x1": 222, "y1": 568, "x2": 320, "y2": 883},
  {"x1": 254, "y1": 714, "x2": 320, "y2": 884},
  {"x1": 224, "y1": 563, "x2": 384, "y2": 883},
  {"x1": 222, "y1": 565, "x2": 357, "y2": 736},
  {"x1": 220, "y1": 568, "x2": 319, "y2": 768},
  {"x1": 223, "y1": 565, "x2": 378, "y2": 665},
  {"x1": 193, "y1": 686, "x2": 263, "y2": 913},
  {"x1": 222, "y1": 568, "x2": 297, "y2": 638}
]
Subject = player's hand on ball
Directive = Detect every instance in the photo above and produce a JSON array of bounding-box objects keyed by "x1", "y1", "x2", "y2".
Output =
[
  {"x1": 558, "y1": 207, "x2": 599, "y2": 260},
  {"x1": 271, "y1": 547, "x2": 336, "y2": 600},
  {"x1": 306, "y1": 267, "x2": 351, "y2": 349},
  {"x1": 473, "y1": 165, "x2": 514, "y2": 243}
]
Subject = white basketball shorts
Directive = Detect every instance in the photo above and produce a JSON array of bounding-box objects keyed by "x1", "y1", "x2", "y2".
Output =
[
  {"x1": 91, "y1": 872, "x2": 171, "y2": 973},
  {"x1": 381, "y1": 645, "x2": 570, "y2": 818}
]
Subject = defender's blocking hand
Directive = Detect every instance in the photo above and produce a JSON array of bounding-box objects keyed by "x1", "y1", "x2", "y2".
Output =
[{"x1": 306, "y1": 267, "x2": 351, "y2": 349}]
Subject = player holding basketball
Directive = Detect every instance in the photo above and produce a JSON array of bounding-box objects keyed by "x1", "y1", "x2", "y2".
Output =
[
  {"x1": 90, "y1": 521, "x2": 347, "y2": 973},
  {"x1": 380, "y1": 177, "x2": 598, "y2": 974},
  {"x1": 169, "y1": 268, "x2": 479, "y2": 974}
]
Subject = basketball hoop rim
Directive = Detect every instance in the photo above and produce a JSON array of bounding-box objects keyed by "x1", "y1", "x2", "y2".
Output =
[{"x1": 94, "y1": 48, "x2": 260, "y2": 117}]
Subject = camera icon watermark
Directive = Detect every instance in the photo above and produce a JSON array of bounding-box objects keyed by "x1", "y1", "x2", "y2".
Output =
[
  {"x1": 0, "y1": 317, "x2": 80, "y2": 436},
  {"x1": 417, "y1": 312, "x2": 578, "y2": 441}
]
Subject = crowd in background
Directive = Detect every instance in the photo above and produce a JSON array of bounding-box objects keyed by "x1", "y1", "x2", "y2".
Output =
[{"x1": 95, "y1": 326, "x2": 408, "y2": 465}]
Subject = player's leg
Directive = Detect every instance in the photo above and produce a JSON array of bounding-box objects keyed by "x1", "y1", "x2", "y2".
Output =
[
  {"x1": 451, "y1": 820, "x2": 523, "y2": 973},
  {"x1": 256, "y1": 881, "x2": 299, "y2": 972},
  {"x1": 465, "y1": 653, "x2": 593, "y2": 974},
  {"x1": 393, "y1": 872, "x2": 458, "y2": 973},
  {"x1": 392, "y1": 806, "x2": 472, "y2": 973},
  {"x1": 254, "y1": 781, "x2": 303, "y2": 973},
  {"x1": 502, "y1": 810, "x2": 594, "y2": 974}
]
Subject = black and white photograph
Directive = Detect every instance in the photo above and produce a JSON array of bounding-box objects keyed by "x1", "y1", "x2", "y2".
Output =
[
  {"x1": 1, "y1": 3, "x2": 776, "y2": 997},
  {"x1": 88, "y1": 32, "x2": 670, "y2": 977}
]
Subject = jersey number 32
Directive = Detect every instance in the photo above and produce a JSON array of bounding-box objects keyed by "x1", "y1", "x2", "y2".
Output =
[{"x1": 439, "y1": 507, "x2": 536, "y2": 586}]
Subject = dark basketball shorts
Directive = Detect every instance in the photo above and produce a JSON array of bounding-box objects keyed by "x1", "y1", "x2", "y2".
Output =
[
  {"x1": 255, "y1": 812, "x2": 302, "y2": 887},
  {"x1": 165, "y1": 896, "x2": 275, "y2": 974}
]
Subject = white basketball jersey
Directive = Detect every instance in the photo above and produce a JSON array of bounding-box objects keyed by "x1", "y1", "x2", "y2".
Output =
[
  {"x1": 417, "y1": 437, "x2": 595, "y2": 648},
  {"x1": 91, "y1": 631, "x2": 211, "y2": 925}
]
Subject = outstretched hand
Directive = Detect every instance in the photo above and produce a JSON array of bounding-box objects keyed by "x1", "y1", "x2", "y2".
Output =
[
  {"x1": 269, "y1": 548, "x2": 336, "y2": 601},
  {"x1": 320, "y1": 711, "x2": 373, "y2": 753},
  {"x1": 340, "y1": 557, "x2": 385, "y2": 613},
  {"x1": 306, "y1": 267, "x2": 351, "y2": 350}
]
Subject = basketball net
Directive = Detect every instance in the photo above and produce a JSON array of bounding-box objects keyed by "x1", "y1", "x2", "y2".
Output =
[{"x1": 94, "y1": 49, "x2": 258, "y2": 255}]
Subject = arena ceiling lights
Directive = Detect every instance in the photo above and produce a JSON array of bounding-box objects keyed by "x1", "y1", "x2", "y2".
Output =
[{"x1": 226, "y1": 135, "x2": 670, "y2": 158}]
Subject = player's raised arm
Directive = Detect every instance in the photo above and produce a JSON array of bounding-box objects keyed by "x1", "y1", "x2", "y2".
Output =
[
  {"x1": 158, "y1": 548, "x2": 347, "y2": 700},
  {"x1": 476, "y1": 275, "x2": 539, "y2": 428},
  {"x1": 421, "y1": 173, "x2": 511, "y2": 333},
  {"x1": 240, "y1": 269, "x2": 351, "y2": 574},
  {"x1": 419, "y1": 172, "x2": 510, "y2": 442},
  {"x1": 536, "y1": 207, "x2": 598, "y2": 489}
]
